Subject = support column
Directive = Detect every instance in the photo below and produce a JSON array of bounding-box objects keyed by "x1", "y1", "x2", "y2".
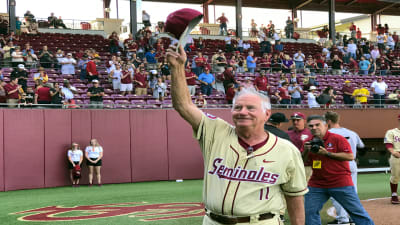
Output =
[
  {"x1": 328, "y1": 0, "x2": 336, "y2": 45},
  {"x1": 104, "y1": 0, "x2": 110, "y2": 19},
  {"x1": 8, "y1": 0, "x2": 16, "y2": 33},
  {"x1": 235, "y1": 0, "x2": 242, "y2": 39},
  {"x1": 292, "y1": 9, "x2": 298, "y2": 28},
  {"x1": 371, "y1": 14, "x2": 377, "y2": 32},
  {"x1": 130, "y1": 0, "x2": 137, "y2": 36},
  {"x1": 203, "y1": 4, "x2": 209, "y2": 23}
]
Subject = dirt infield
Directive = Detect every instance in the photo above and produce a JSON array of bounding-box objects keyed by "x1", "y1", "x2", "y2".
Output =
[{"x1": 362, "y1": 198, "x2": 399, "y2": 225}]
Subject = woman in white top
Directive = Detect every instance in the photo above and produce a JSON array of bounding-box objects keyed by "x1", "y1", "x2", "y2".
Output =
[
  {"x1": 109, "y1": 64, "x2": 122, "y2": 91},
  {"x1": 85, "y1": 139, "x2": 103, "y2": 186},
  {"x1": 67, "y1": 142, "x2": 83, "y2": 186},
  {"x1": 308, "y1": 86, "x2": 320, "y2": 108}
]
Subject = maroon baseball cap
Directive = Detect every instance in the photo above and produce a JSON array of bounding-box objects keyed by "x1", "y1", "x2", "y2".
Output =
[
  {"x1": 291, "y1": 112, "x2": 306, "y2": 120},
  {"x1": 165, "y1": 8, "x2": 203, "y2": 47}
]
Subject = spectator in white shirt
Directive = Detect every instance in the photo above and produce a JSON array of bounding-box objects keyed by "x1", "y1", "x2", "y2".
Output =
[
  {"x1": 370, "y1": 46, "x2": 380, "y2": 61},
  {"x1": 347, "y1": 40, "x2": 357, "y2": 59},
  {"x1": 61, "y1": 53, "x2": 77, "y2": 75},
  {"x1": 109, "y1": 63, "x2": 122, "y2": 91},
  {"x1": 61, "y1": 80, "x2": 77, "y2": 101},
  {"x1": 387, "y1": 33, "x2": 395, "y2": 50},
  {"x1": 293, "y1": 50, "x2": 305, "y2": 70},
  {"x1": 377, "y1": 34, "x2": 385, "y2": 50},
  {"x1": 371, "y1": 76, "x2": 387, "y2": 108},
  {"x1": 308, "y1": 86, "x2": 320, "y2": 108}
]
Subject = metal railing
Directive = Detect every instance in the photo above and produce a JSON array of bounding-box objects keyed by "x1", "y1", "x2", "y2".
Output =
[
  {"x1": 19, "y1": 16, "x2": 104, "y2": 31},
  {"x1": 1, "y1": 103, "x2": 399, "y2": 110}
]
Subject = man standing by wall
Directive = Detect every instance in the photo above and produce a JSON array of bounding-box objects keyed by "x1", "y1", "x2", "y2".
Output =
[
  {"x1": 384, "y1": 114, "x2": 400, "y2": 204},
  {"x1": 325, "y1": 111, "x2": 365, "y2": 225},
  {"x1": 303, "y1": 115, "x2": 374, "y2": 225}
]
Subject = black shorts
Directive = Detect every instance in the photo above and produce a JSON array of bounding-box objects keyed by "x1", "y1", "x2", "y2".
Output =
[
  {"x1": 68, "y1": 161, "x2": 80, "y2": 169},
  {"x1": 87, "y1": 158, "x2": 102, "y2": 166}
]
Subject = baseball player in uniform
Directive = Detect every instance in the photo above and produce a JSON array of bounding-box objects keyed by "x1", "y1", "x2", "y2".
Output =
[
  {"x1": 384, "y1": 114, "x2": 400, "y2": 204},
  {"x1": 325, "y1": 111, "x2": 364, "y2": 225},
  {"x1": 167, "y1": 45, "x2": 308, "y2": 225}
]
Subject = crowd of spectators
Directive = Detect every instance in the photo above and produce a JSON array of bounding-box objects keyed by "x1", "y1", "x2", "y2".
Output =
[{"x1": 0, "y1": 11, "x2": 399, "y2": 109}]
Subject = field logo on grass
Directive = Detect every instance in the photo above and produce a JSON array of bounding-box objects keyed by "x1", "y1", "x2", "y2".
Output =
[{"x1": 11, "y1": 202, "x2": 205, "y2": 222}]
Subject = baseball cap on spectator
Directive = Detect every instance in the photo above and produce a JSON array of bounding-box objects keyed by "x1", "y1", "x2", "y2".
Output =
[
  {"x1": 291, "y1": 112, "x2": 306, "y2": 120},
  {"x1": 164, "y1": 8, "x2": 203, "y2": 48},
  {"x1": 310, "y1": 86, "x2": 317, "y2": 90},
  {"x1": 92, "y1": 79, "x2": 99, "y2": 83},
  {"x1": 83, "y1": 54, "x2": 88, "y2": 58},
  {"x1": 150, "y1": 70, "x2": 158, "y2": 75},
  {"x1": 67, "y1": 53, "x2": 72, "y2": 56},
  {"x1": 18, "y1": 64, "x2": 25, "y2": 69},
  {"x1": 268, "y1": 112, "x2": 289, "y2": 123},
  {"x1": 345, "y1": 80, "x2": 351, "y2": 83}
]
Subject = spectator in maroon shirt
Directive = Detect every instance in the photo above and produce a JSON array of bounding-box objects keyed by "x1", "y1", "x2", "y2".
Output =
[
  {"x1": 348, "y1": 57, "x2": 358, "y2": 75},
  {"x1": 35, "y1": 80, "x2": 52, "y2": 105},
  {"x1": 134, "y1": 67, "x2": 148, "y2": 96},
  {"x1": 275, "y1": 82, "x2": 291, "y2": 105},
  {"x1": 216, "y1": 13, "x2": 229, "y2": 35},
  {"x1": 86, "y1": 57, "x2": 100, "y2": 82},
  {"x1": 377, "y1": 58, "x2": 390, "y2": 76},
  {"x1": 253, "y1": 70, "x2": 269, "y2": 95},
  {"x1": 185, "y1": 66, "x2": 197, "y2": 96},
  {"x1": 225, "y1": 83, "x2": 236, "y2": 104},
  {"x1": 221, "y1": 66, "x2": 236, "y2": 92},
  {"x1": 342, "y1": 80, "x2": 354, "y2": 105},
  {"x1": 120, "y1": 64, "x2": 133, "y2": 96},
  {"x1": 4, "y1": 77, "x2": 21, "y2": 108}
]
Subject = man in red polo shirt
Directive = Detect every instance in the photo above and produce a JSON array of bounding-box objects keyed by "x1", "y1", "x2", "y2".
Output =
[
  {"x1": 288, "y1": 112, "x2": 313, "y2": 180},
  {"x1": 185, "y1": 66, "x2": 197, "y2": 96},
  {"x1": 303, "y1": 115, "x2": 374, "y2": 225},
  {"x1": 254, "y1": 70, "x2": 269, "y2": 95},
  {"x1": 4, "y1": 77, "x2": 21, "y2": 108},
  {"x1": 134, "y1": 68, "x2": 148, "y2": 96},
  {"x1": 86, "y1": 57, "x2": 100, "y2": 82},
  {"x1": 216, "y1": 13, "x2": 228, "y2": 35}
]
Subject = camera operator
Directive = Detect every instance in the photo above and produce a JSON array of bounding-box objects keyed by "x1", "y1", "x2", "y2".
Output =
[{"x1": 302, "y1": 115, "x2": 374, "y2": 225}]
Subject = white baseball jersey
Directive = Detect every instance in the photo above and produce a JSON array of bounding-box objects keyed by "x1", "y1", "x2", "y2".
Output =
[
  {"x1": 384, "y1": 128, "x2": 400, "y2": 152},
  {"x1": 194, "y1": 114, "x2": 308, "y2": 216},
  {"x1": 329, "y1": 127, "x2": 364, "y2": 173}
]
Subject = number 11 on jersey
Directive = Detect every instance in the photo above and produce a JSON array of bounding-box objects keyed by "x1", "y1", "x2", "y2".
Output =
[{"x1": 259, "y1": 187, "x2": 270, "y2": 200}]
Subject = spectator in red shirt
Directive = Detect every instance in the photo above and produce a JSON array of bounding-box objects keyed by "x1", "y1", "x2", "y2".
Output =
[
  {"x1": 225, "y1": 83, "x2": 236, "y2": 104},
  {"x1": 4, "y1": 77, "x2": 21, "y2": 108},
  {"x1": 134, "y1": 67, "x2": 148, "y2": 96},
  {"x1": 349, "y1": 22, "x2": 356, "y2": 38},
  {"x1": 356, "y1": 28, "x2": 362, "y2": 40},
  {"x1": 216, "y1": 13, "x2": 228, "y2": 35},
  {"x1": 35, "y1": 80, "x2": 52, "y2": 105},
  {"x1": 221, "y1": 65, "x2": 236, "y2": 92},
  {"x1": 120, "y1": 64, "x2": 134, "y2": 96},
  {"x1": 185, "y1": 66, "x2": 197, "y2": 96},
  {"x1": 86, "y1": 57, "x2": 100, "y2": 82},
  {"x1": 275, "y1": 82, "x2": 291, "y2": 105},
  {"x1": 377, "y1": 58, "x2": 390, "y2": 76},
  {"x1": 303, "y1": 115, "x2": 374, "y2": 225},
  {"x1": 253, "y1": 70, "x2": 269, "y2": 95},
  {"x1": 194, "y1": 52, "x2": 206, "y2": 75}
]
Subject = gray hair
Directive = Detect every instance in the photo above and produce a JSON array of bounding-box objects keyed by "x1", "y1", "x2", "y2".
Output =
[
  {"x1": 232, "y1": 87, "x2": 271, "y2": 112},
  {"x1": 307, "y1": 115, "x2": 326, "y2": 124}
]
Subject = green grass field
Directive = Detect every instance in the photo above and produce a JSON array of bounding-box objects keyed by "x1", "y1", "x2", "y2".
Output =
[{"x1": 0, "y1": 173, "x2": 391, "y2": 225}]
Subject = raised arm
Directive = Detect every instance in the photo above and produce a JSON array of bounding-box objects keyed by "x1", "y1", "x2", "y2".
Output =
[{"x1": 166, "y1": 45, "x2": 203, "y2": 131}]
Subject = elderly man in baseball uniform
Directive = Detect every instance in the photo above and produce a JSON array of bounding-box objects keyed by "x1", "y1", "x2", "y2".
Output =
[
  {"x1": 325, "y1": 111, "x2": 365, "y2": 225},
  {"x1": 384, "y1": 114, "x2": 400, "y2": 204},
  {"x1": 167, "y1": 43, "x2": 308, "y2": 224}
]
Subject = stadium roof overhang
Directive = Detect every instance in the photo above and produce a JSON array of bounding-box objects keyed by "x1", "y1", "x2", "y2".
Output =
[{"x1": 142, "y1": 0, "x2": 400, "y2": 16}]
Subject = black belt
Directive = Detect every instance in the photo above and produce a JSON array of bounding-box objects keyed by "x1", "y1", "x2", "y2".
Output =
[{"x1": 206, "y1": 210, "x2": 275, "y2": 224}]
